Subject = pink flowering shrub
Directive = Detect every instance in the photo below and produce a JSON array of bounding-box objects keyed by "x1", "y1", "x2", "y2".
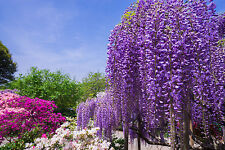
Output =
[
  {"x1": 0, "y1": 90, "x2": 25, "y2": 117},
  {"x1": 0, "y1": 90, "x2": 66, "y2": 140}
]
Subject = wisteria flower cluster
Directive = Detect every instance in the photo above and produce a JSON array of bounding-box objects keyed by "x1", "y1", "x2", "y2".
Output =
[
  {"x1": 0, "y1": 89, "x2": 66, "y2": 140},
  {"x1": 25, "y1": 119, "x2": 112, "y2": 150},
  {"x1": 104, "y1": 0, "x2": 225, "y2": 148},
  {"x1": 77, "y1": 91, "x2": 119, "y2": 140}
]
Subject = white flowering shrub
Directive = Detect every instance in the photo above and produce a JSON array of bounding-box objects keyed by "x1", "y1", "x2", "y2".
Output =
[{"x1": 25, "y1": 118, "x2": 113, "y2": 150}]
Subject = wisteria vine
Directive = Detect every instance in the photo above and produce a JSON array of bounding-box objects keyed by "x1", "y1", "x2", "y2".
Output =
[{"x1": 77, "y1": 0, "x2": 225, "y2": 149}]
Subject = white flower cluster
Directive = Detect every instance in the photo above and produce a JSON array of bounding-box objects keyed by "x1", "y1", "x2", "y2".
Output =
[
  {"x1": 96, "y1": 92, "x2": 106, "y2": 98},
  {"x1": 25, "y1": 121, "x2": 113, "y2": 150},
  {"x1": 0, "y1": 137, "x2": 18, "y2": 147}
]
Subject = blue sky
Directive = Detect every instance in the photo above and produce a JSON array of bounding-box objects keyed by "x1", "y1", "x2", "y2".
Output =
[{"x1": 0, "y1": 0, "x2": 224, "y2": 81}]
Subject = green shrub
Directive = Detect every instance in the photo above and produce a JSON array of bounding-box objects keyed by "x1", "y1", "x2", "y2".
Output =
[
  {"x1": 79, "y1": 72, "x2": 106, "y2": 101},
  {"x1": 109, "y1": 136, "x2": 125, "y2": 150},
  {"x1": 7, "y1": 67, "x2": 81, "y2": 116},
  {"x1": 0, "y1": 127, "x2": 41, "y2": 150}
]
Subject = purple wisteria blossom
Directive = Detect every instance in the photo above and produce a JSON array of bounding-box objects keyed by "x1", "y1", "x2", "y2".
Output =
[
  {"x1": 105, "y1": 0, "x2": 224, "y2": 148},
  {"x1": 77, "y1": 0, "x2": 224, "y2": 149}
]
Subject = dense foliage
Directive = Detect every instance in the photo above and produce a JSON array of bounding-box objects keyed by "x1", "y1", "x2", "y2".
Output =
[
  {"x1": 0, "y1": 41, "x2": 17, "y2": 85},
  {"x1": 77, "y1": 0, "x2": 225, "y2": 149},
  {"x1": 0, "y1": 127, "x2": 41, "y2": 150},
  {"x1": 0, "y1": 89, "x2": 66, "y2": 143},
  {"x1": 79, "y1": 72, "x2": 106, "y2": 101},
  {"x1": 7, "y1": 67, "x2": 80, "y2": 116}
]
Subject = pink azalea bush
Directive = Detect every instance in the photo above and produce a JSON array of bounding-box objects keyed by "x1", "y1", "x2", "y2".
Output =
[
  {"x1": 0, "y1": 89, "x2": 66, "y2": 141},
  {"x1": 0, "y1": 89, "x2": 21, "y2": 114}
]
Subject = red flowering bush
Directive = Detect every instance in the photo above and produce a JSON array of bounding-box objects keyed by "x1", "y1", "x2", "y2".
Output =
[{"x1": 0, "y1": 90, "x2": 66, "y2": 140}]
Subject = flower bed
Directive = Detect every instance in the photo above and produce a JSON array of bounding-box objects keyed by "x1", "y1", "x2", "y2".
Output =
[
  {"x1": 25, "y1": 118, "x2": 112, "y2": 150},
  {"x1": 0, "y1": 90, "x2": 123, "y2": 150}
]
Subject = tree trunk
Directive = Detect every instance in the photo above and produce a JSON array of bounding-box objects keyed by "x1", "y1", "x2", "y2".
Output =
[
  {"x1": 170, "y1": 106, "x2": 176, "y2": 150},
  {"x1": 222, "y1": 117, "x2": 225, "y2": 144},
  {"x1": 189, "y1": 120, "x2": 194, "y2": 148},
  {"x1": 178, "y1": 119, "x2": 184, "y2": 150},
  {"x1": 223, "y1": 125, "x2": 225, "y2": 144},
  {"x1": 183, "y1": 108, "x2": 190, "y2": 150},
  {"x1": 138, "y1": 118, "x2": 141, "y2": 150},
  {"x1": 138, "y1": 133, "x2": 141, "y2": 150},
  {"x1": 124, "y1": 127, "x2": 129, "y2": 150}
]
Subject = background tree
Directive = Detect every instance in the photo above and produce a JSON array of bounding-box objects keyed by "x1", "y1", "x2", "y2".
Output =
[
  {"x1": 0, "y1": 41, "x2": 17, "y2": 85},
  {"x1": 79, "y1": 72, "x2": 106, "y2": 101},
  {"x1": 7, "y1": 67, "x2": 81, "y2": 116}
]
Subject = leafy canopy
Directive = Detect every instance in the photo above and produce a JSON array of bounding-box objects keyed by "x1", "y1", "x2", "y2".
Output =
[
  {"x1": 79, "y1": 72, "x2": 106, "y2": 101},
  {"x1": 0, "y1": 41, "x2": 17, "y2": 85}
]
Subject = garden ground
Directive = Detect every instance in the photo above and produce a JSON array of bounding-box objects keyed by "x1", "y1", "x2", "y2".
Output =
[{"x1": 115, "y1": 131, "x2": 169, "y2": 150}]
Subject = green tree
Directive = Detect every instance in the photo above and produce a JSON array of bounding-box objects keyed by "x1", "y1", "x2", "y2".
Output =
[
  {"x1": 79, "y1": 72, "x2": 106, "y2": 101},
  {"x1": 0, "y1": 41, "x2": 17, "y2": 85},
  {"x1": 7, "y1": 67, "x2": 81, "y2": 116}
]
